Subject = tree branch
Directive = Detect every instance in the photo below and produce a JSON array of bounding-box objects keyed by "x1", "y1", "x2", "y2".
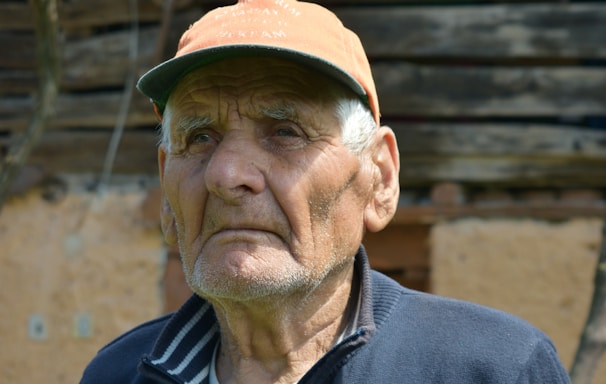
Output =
[
  {"x1": 0, "y1": 0, "x2": 60, "y2": 212},
  {"x1": 570, "y1": 220, "x2": 606, "y2": 383}
]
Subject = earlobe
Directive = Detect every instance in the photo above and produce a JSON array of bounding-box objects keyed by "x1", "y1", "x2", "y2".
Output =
[
  {"x1": 364, "y1": 125, "x2": 400, "y2": 233},
  {"x1": 158, "y1": 146, "x2": 178, "y2": 245},
  {"x1": 161, "y1": 196, "x2": 178, "y2": 245}
]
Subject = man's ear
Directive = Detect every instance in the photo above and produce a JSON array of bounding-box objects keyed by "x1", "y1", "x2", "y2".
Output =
[
  {"x1": 364, "y1": 125, "x2": 400, "y2": 233},
  {"x1": 161, "y1": 196, "x2": 178, "y2": 245},
  {"x1": 159, "y1": 146, "x2": 178, "y2": 245}
]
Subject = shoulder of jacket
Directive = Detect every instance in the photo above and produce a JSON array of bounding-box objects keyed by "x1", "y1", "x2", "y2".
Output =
[{"x1": 98, "y1": 312, "x2": 174, "y2": 353}]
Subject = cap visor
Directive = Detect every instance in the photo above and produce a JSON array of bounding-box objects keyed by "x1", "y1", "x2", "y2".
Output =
[{"x1": 136, "y1": 44, "x2": 367, "y2": 112}]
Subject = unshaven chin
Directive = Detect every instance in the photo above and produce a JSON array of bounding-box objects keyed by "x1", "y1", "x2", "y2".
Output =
[{"x1": 183, "y1": 235, "x2": 354, "y2": 305}]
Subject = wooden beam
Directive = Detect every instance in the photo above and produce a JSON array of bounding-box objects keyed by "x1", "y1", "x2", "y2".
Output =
[
  {"x1": 391, "y1": 123, "x2": 606, "y2": 158},
  {"x1": 1, "y1": 28, "x2": 156, "y2": 87},
  {"x1": 57, "y1": 0, "x2": 165, "y2": 30},
  {"x1": 0, "y1": 0, "x2": 195, "y2": 32},
  {"x1": 61, "y1": 28, "x2": 157, "y2": 90},
  {"x1": 399, "y1": 156, "x2": 606, "y2": 187},
  {"x1": 0, "y1": 92, "x2": 158, "y2": 131},
  {"x1": 1, "y1": 130, "x2": 160, "y2": 175},
  {"x1": 390, "y1": 122, "x2": 606, "y2": 187},
  {"x1": 0, "y1": 33, "x2": 36, "y2": 69},
  {"x1": 0, "y1": 9, "x2": 199, "y2": 88},
  {"x1": 336, "y1": 3, "x2": 606, "y2": 59},
  {"x1": 375, "y1": 63, "x2": 606, "y2": 117},
  {"x1": 0, "y1": 3, "x2": 34, "y2": 31},
  {"x1": 0, "y1": 70, "x2": 37, "y2": 94},
  {"x1": 392, "y1": 201, "x2": 606, "y2": 224}
]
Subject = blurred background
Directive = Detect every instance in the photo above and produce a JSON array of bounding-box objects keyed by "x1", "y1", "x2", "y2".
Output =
[{"x1": 1, "y1": 0, "x2": 605, "y2": 382}]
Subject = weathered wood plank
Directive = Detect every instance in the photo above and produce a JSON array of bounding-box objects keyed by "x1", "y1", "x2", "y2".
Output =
[
  {"x1": 1, "y1": 130, "x2": 160, "y2": 175},
  {"x1": 336, "y1": 3, "x2": 606, "y2": 59},
  {"x1": 391, "y1": 123, "x2": 606, "y2": 158},
  {"x1": 0, "y1": 3, "x2": 34, "y2": 31},
  {"x1": 0, "y1": 0, "x2": 191, "y2": 32},
  {"x1": 391, "y1": 122, "x2": 606, "y2": 187},
  {"x1": 1, "y1": 28, "x2": 158, "y2": 87},
  {"x1": 399, "y1": 156, "x2": 606, "y2": 187},
  {"x1": 61, "y1": 28, "x2": 157, "y2": 90},
  {"x1": 375, "y1": 63, "x2": 606, "y2": 117},
  {"x1": 0, "y1": 70, "x2": 37, "y2": 94},
  {"x1": 0, "y1": 13, "x2": 193, "y2": 81},
  {"x1": 392, "y1": 201, "x2": 606, "y2": 224},
  {"x1": 0, "y1": 32, "x2": 36, "y2": 69},
  {"x1": 58, "y1": 0, "x2": 165, "y2": 30},
  {"x1": 0, "y1": 92, "x2": 158, "y2": 131}
]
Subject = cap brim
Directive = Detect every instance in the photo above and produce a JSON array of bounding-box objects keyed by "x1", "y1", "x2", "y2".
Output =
[{"x1": 136, "y1": 44, "x2": 368, "y2": 113}]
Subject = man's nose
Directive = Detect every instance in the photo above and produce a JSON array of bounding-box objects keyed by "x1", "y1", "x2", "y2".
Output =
[{"x1": 204, "y1": 132, "x2": 266, "y2": 203}]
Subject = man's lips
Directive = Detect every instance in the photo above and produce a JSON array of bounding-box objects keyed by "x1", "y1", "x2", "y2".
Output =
[
  {"x1": 215, "y1": 227, "x2": 268, "y2": 235},
  {"x1": 208, "y1": 227, "x2": 282, "y2": 243}
]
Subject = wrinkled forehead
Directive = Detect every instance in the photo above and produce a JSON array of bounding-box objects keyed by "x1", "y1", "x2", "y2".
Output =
[{"x1": 165, "y1": 57, "x2": 351, "y2": 113}]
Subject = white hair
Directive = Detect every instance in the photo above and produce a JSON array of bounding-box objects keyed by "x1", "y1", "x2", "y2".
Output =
[
  {"x1": 335, "y1": 97, "x2": 377, "y2": 154},
  {"x1": 160, "y1": 96, "x2": 376, "y2": 154}
]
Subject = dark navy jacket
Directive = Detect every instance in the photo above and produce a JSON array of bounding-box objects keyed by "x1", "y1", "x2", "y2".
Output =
[{"x1": 80, "y1": 247, "x2": 571, "y2": 383}]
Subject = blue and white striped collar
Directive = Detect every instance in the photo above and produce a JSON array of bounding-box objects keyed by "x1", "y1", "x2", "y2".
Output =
[
  {"x1": 139, "y1": 246, "x2": 379, "y2": 384},
  {"x1": 144, "y1": 298, "x2": 220, "y2": 384}
]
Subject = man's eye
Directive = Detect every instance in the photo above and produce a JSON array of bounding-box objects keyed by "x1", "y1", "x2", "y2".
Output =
[
  {"x1": 186, "y1": 131, "x2": 219, "y2": 153},
  {"x1": 276, "y1": 127, "x2": 298, "y2": 137},
  {"x1": 191, "y1": 133, "x2": 213, "y2": 143}
]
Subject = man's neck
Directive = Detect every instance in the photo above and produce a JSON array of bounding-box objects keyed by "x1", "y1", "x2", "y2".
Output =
[{"x1": 210, "y1": 265, "x2": 357, "y2": 384}]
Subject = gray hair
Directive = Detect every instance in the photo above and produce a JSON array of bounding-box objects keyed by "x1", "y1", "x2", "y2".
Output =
[
  {"x1": 335, "y1": 97, "x2": 377, "y2": 154},
  {"x1": 160, "y1": 96, "x2": 376, "y2": 154}
]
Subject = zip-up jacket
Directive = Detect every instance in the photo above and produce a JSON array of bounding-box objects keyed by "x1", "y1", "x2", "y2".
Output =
[{"x1": 80, "y1": 247, "x2": 571, "y2": 383}]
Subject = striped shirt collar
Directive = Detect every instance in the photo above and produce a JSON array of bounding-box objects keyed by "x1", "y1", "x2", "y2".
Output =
[
  {"x1": 144, "y1": 297, "x2": 220, "y2": 384},
  {"x1": 141, "y1": 246, "x2": 374, "y2": 384}
]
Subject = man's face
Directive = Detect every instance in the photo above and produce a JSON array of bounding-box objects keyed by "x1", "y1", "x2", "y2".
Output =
[{"x1": 159, "y1": 57, "x2": 376, "y2": 301}]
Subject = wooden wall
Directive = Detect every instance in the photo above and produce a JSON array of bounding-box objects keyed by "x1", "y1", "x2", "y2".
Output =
[
  {"x1": 2, "y1": 0, "x2": 606, "y2": 184},
  {"x1": 2, "y1": 0, "x2": 605, "y2": 184},
  {"x1": 1, "y1": 0, "x2": 606, "y2": 289}
]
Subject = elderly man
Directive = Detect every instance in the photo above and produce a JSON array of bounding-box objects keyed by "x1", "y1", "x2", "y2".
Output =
[{"x1": 81, "y1": 1, "x2": 570, "y2": 383}]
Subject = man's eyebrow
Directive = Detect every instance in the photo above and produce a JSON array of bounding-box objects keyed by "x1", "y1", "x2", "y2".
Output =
[
  {"x1": 175, "y1": 115, "x2": 213, "y2": 134},
  {"x1": 260, "y1": 104, "x2": 298, "y2": 121}
]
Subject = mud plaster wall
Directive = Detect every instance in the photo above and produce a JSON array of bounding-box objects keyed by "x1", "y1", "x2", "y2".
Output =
[
  {"x1": 431, "y1": 218, "x2": 605, "y2": 380},
  {"x1": 0, "y1": 185, "x2": 165, "y2": 384}
]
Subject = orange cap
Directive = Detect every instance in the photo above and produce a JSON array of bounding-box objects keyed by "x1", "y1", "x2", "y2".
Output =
[{"x1": 137, "y1": 0, "x2": 380, "y2": 124}]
